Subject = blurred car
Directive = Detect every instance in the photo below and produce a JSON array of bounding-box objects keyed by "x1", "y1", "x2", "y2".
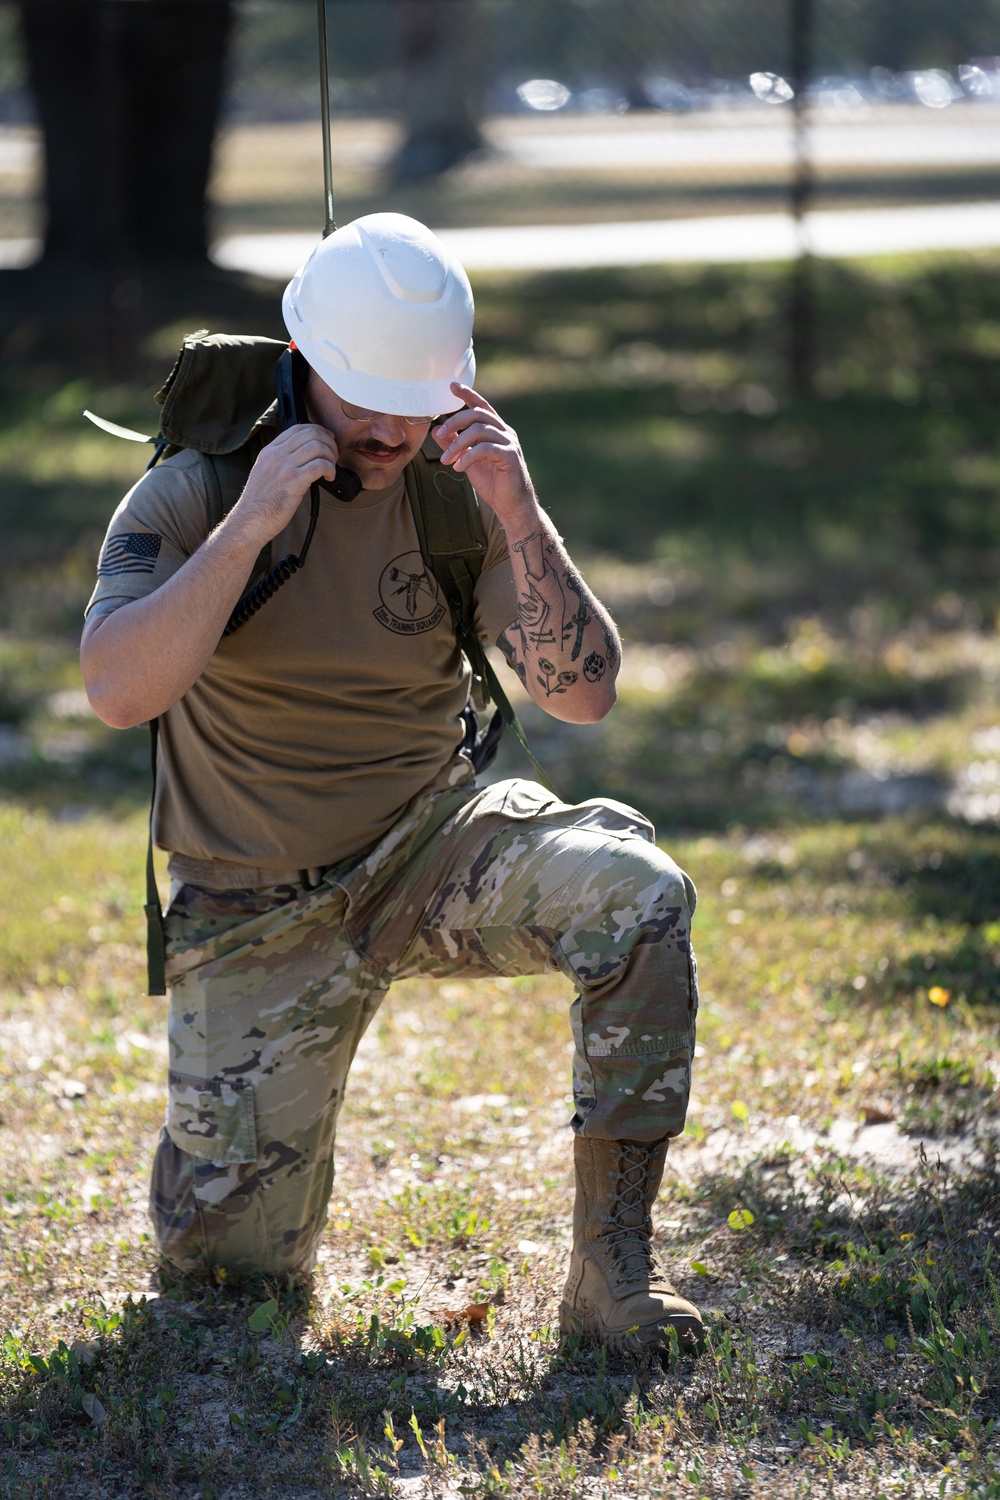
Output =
[
  {"x1": 806, "y1": 75, "x2": 869, "y2": 110},
  {"x1": 870, "y1": 65, "x2": 963, "y2": 107},
  {"x1": 641, "y1": 76, "x2": 693, "y2": 113},
  {"x1": 959, "y1": 62, "x2": 999, "y2": 98},
  {"x1": 514, "y1": 78, "x2": 572, "y2": 112},
  {"x1": 574, "y1": 86, "x2": 629, "y2": 116},
  {"x1": 749, "y1": 71, "x2": 794, "y2": 105},
  {"x1": 908, "y1": 69, "x2": 964, "y2": 108},
  {"x1": 691, "y1": 78, "x2": 759, "y2": 110}
]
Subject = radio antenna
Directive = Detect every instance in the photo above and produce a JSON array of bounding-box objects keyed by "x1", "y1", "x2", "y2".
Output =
[{"x1": 317, "y1": 0, "x2": 336, "y2": 235}]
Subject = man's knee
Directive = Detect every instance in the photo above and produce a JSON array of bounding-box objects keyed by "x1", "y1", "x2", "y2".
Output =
[
  {"x1": 615, "y1": 839, "x2": 696, "y2": 927},
  {"x1": 565, "y1": 798, "x2": 696, "y2": 921},
  {"x1": 563, "y1": 835, "x2": 696, "y2": 981}
]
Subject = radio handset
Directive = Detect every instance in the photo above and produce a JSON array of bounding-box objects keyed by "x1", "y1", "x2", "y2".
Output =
[
  {"x1": 222, "y1": 347, "x2": 363, "y2": 635},
  {"x1": 275, "y1": 347, "x2": 362, "y2": 503}
]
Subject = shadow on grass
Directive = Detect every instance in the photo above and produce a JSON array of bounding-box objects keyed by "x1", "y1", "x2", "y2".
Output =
[
  {"x1": 475, "y1": 254, "x2": 1000, "y2": 625},
  {"x1": 850, "y1": 833, "x2": 1000, "y2": 1003},
  {"x1": 878, "y1": 931, "x2": 1000, "y2": 1008},
  {"x1": 5, "y1": 1144, "x2": 1000, "y2": 1496},
  {"x1": 900, "y1": 847, "x2": 1000, "y2": 928},
  {"x1": 0, "y1": 259, "x2": 286, "y2": 384},
  {"x1": 0, "y1": 1272, "x2": 674, "y2": 1495},
  {"x1": 0, "y1": 736, "x2": 151, "y2": 815},
  {"x1": 8, "y1": 254, "x2": 1000, "y2": 622},
  {"x1": 0, "y1": 478, "x2": 135, "y2": 574},
  {"x1": 683, "y1": 1133, "x2": 1000, "y2": 1331}
]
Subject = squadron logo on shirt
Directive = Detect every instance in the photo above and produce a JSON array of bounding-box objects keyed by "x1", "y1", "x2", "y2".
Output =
[{"x1": 374, "y1": 552, "x2": 446, "y2": 634}]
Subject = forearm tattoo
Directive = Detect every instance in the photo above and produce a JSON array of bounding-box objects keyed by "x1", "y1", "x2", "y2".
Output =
[
  {"x1": 498, "y1": 629, "x2": 527, "y2": 687},
  {"x1": 499, "y1": 527, "x2": 619, "y2": 701}
]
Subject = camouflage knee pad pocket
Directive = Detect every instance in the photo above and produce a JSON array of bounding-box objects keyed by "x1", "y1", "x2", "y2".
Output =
[{"x1": 166, "y1": 1072, "x2": 258, "y2": 1165}]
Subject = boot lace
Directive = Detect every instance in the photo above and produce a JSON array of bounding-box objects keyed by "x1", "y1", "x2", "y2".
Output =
[{"x1": 599, "y1": 1140, "x2": 665, "y2": 1289}]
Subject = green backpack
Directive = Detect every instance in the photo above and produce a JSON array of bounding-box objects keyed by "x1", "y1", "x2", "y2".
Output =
[{"x1": 90, "y1": 331, "x2": 551, "y2": 994}]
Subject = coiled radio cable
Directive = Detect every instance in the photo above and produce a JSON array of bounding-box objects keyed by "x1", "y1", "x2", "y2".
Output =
[{"x1": 223, "y1": 483, "x2": 320, "y2": 637}]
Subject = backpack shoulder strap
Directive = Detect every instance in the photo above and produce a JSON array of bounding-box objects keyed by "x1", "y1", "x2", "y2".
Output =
[
  {"x1": 199, "y1": 439, "x2": 273, "y2": 581},
  {"x1": 405, "y1": 440, "x2": 556, "y2": 795},
  {"x1": 199, "y1": 449, "x2": 228, "y2": 533},
  {"x1": 405, "y1": 439, "x2": 487, "y2": 649},
  {"x1": 199, "y1": 441, "x2": 260, "y2": 526}
]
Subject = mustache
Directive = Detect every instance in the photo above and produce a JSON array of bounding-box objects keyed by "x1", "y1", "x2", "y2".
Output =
[{"x1": 353, "y1": 437, "x2": 409, "y2": 457}]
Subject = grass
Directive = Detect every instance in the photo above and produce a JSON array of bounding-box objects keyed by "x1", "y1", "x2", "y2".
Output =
[
  {"x1": 2, "y1": 809, "x2": 1000, "y2": 1496},
  {"x1": 4, "y1": 250, "x2": 1000, "y2": 1491}
]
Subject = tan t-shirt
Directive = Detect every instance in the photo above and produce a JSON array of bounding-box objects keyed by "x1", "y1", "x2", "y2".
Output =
[{"x1": 87, "y1": 447, "x2": 518, "y2": 868}]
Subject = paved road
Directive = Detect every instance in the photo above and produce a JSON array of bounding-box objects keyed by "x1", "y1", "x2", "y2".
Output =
[
  {"x1": 496, "y1": 116, "x2": 1000, "y2": 172},
  {"x1": 209, "y1": 200, "x2": 1000, "y2": 277},
  {"x1": 6, "y1": 200, "x2": 1000, "y2": 275}
]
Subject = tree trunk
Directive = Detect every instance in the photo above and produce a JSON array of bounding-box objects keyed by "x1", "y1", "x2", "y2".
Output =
[
  {"x1": 20, "y1": 0, "x2": 232, "y2": 266},
  {"x1": 390, "y1": 0, "x2": 484, "y2": 182}
]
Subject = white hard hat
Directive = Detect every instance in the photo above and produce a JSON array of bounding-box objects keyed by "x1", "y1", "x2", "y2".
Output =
[{"x1": 282, "y1": 212, "x2": 475, "y2": 417}]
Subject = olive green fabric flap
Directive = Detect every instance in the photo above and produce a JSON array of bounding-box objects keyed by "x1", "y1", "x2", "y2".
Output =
[
  {"x1": 415, "y1": 431, "x2": 489, "y2": 557},
  {"x1": 155, "y1": 331, "x2": 286, "y2": 455}
]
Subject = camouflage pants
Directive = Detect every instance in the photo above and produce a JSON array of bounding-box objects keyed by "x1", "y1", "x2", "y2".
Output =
[{"x1": 151, "y1": 764, "x2": 699, "y2": 1278}]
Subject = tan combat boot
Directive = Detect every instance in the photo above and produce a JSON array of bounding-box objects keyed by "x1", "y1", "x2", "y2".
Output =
[{"x1": 559, "y1": 1134, "x2": 704, "y2": 1352}]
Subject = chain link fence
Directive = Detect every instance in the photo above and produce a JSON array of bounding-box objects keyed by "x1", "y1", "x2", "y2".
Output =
[
  {"x1": 4, "y1": 2, "x2": 1000, "y2": 234},
  {"x1": 206, "y1": 0, "x2": 1000, "y2": 236},
  {"x1": 3, "y1": 0, "x2": 1000, "y2": 357}
]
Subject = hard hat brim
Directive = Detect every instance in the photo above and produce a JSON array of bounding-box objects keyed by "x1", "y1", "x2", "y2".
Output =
[{"x1": 284, "y1": 297, "x2": 475, "y2": 417}]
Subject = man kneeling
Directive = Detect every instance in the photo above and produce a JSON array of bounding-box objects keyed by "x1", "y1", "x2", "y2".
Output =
[{"x1": 80, "y1": 213, "x2": 703, "y2": 1352}]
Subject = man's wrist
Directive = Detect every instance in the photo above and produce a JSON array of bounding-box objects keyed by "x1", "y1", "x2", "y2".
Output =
[
  {"x1": 216, "y1": 498, "x2": 282, "y2": 556},
  {"x1": 495, "y1": 490, "x2": 545, "y2": 545}
]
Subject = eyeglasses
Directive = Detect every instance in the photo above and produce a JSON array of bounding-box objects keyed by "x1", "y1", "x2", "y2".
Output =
[{"x1": 340, "y1": 398, "x2": 438, "y2": 427}]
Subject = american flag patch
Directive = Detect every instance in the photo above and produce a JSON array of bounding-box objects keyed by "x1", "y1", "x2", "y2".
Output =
[{"x1": 98, "y1": 531, "x2": 162, "y2": 575}]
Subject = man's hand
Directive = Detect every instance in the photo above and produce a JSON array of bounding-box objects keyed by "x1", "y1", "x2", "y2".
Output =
[
  {"x1": 432, "y1": 383, "x2": 539, "y2": 532},
  {"x1": 232, "y1": 423, "x2": 341, "y2": 547}
]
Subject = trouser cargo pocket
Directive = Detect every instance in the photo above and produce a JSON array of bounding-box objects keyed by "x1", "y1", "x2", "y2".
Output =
[{"x1": 165, "y1": 1071, "x2": 258, "y2": 1165}]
